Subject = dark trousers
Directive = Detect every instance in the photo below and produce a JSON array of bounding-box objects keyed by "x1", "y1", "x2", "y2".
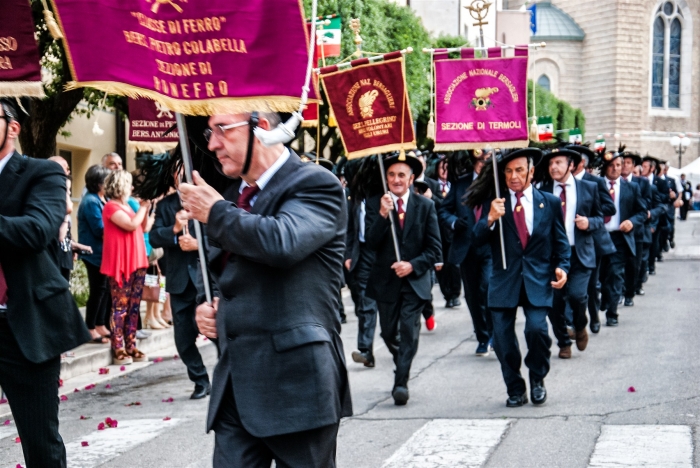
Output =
[
  {"x1": 600, "y1": 232, "x2": 628, "y2": 319},
  {"x1": 436, "y1": 256, "x2": 461, "y2": 302},
  {"x1": 0, "y1": 316, "x2": 66, "y2": 468},
  {"x1": 637, "y1": 241, "x2": 651, "y2": 288},
  {"x1": 624, "y1": 238, "x2": 643, "y2": 299},
  {"x1": 680, "y1": 201, "x2": 690, "y2": 220},
  {"x1": 587, "y1": 255, "x2": 603, "y2": 321},
  {"x1": 83, "y1": 260, "x2": 110, "y2": 329},
  {"x1": 347, "y1": 244, "x2": 378, "y2": 353},
  {"x1": 549, "y1": 248, "x2": 592, "y2": 348},
  {"x1": 170, "y1": 281, "x2": 209, "y2": 387},
  {"x1": 491, "y1": 285, "x2": 551, "y2": 397},
  {"x1": 212, "y1": 380, "x2": 339, "y2": 468},
  {"x1": 460, "y1": 248, "x2": 493, "y2": 344},
  {"x1": 650, "y1": 228, "x2": 661, "y2": 271},
  {"x1": 377, "y1": 282, "x2": 426, "y2": 387}
]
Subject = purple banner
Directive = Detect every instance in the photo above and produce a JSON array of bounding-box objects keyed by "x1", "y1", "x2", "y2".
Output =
[
  {"x1": 434, "y1": 54, "x2": 529, "y2": 150},
  {"x1": 51, "y1": 0, "x2": 315, "y2": 115},
  {"x1": 128, "y1": 98, "x2": 179, "y2": 152},
  {"x1": 0, "y1": 0, "x2": 44, "y2": 97}
]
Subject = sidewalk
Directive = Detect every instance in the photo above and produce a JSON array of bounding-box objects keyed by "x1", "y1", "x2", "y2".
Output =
[{"x1": 663, "y1": 210, "x2": 700, "y2": 260}]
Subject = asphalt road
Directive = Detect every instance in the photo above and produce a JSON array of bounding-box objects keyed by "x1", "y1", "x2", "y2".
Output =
[{"x1": 1, "y1": 214, "x2": 698, "y2": 468}]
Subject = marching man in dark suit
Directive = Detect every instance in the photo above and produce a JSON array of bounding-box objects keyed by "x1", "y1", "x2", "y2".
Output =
[
  {"x1": 365, "y1": 153, "x2": 442, "y2": 406},
  {"x1": 0, "y1": 98, "x2": 91, "y2": 467},
  {"x1": 540, "y1": 148, "x2": 603, "y2": 359},
  {"x1": 180, "y1": 111, "x2": 352, "y2": 467},
  {"x1": 438, "y1": 151, "x2": 494, "y2": 356},
  {"x1": 596, "y1": 151, "x2": 647, "y2": 327},
  {"x1": 471, "y1": 148, "x2": 570, "y2": 407},
  {"x1": 149, "y1": 182, "x2": 210, "y2": 400}
]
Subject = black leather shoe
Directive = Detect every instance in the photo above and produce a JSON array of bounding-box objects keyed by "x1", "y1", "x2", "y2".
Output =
[
  {"x1": 670, "y1": 240, "x2": 676, "y2": 249},
  {"x1": 606, "y1": 317, "x2": 619, "y2": 327},
  {"x1": 190, "y1": 383, "x2": 211, "y2": 400},
  {"x1": 445, "y1": 299, "x2": 454, "y2": 308},
  {"x1": 452, "y1": 298, "x2": 461, "y2": 307},
  {"x1": 618, "y1": 297, "x2": 623, "y2": 305},
  {"x1": 506, "y1": 394, "x2": 528, "y2": 407},
  {"x1": 636, "y1": 288, "x2": 645, "y2": 296},
  {"x1": 351, "y1": 351, "x2": 375, "y2": 368},
  {"x1": 658, "y1": 256, "x2": 664, "y2": 262},
  {"x1": 624, "y1": 297, "x2": 634, "y2": 307},
  {"x1": 392, "y1": 386, "x2": 409, "y2": 406},
  {"x1": 649, "y1": 269, "x2": 656, "y2": 276},
  {"x1": 530, "y1": 380, "x2": 547, "y2": 405},
  {"x1": 641, "y1": 271, "x2": 649, "y2": 283},
  {"x1": 590, "y1": 319, "x2": 601, "y2": 334}
]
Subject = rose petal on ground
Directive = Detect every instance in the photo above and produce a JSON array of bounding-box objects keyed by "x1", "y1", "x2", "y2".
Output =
[
  {"x1": 0, "y1": 398, "x2": 7, "y2": 404},
  {"x1": 105, "y1": 384, "x2": 112, "y2": 389},
  {"x1": 120, "y1": 365, "x2": 126, "y2": 371},
  {"x1": 98, "y1": 368, "x2": 109, "y2": 374},
  {"x1": 628, "y1": 386, "x2": 636, "y2": 392},
  {"x1": 60, "y1": 395, "x2": 68, "y2": 401},
  {"x1": 163, "y1": 416, "x2": 171, "y2": 421},
  {"x1": 153, "y1": 357, "x2": 163, "y2": 363},
  {"x1": 81, "y1": 441, "x2": 89, "y2": 447},
  {"x1": 97, "y1": 422, "x2": 105, "y2": 430},
  {"x1": 15, "y1": 437, "x2": 20, "y2": 443},
  {"x1": 173, "y1": 355, "x2": 179, "y2": 360},
  {"x1": 74, "y1": 388, "x2": 80, "y2": 393},
  {"x1": 3, "y1": 419, "x2": 10, "y2": 426}
]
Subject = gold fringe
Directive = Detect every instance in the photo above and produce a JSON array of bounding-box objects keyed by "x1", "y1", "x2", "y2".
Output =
[
  {"x1": 301, "y1": 119, "x2": 318, "y2": 128},
  {"x1": 44, "y1": 8, "x2": 64, "y2": 40},
  {"x1": 327, "y1": 112, "x2": 337, "y2": 127},
  {"x1": 0, "y1": 82, "x2": 45, "y2": 98},
  {"x1": 529, "y1": 121, "x2": 539, "y2": 142},
  {"x1": 433, "y1": 140, "x2": 529, "y2": 151},
  {"x1": 346, "y1": 141, "x2": 416, "y2": 160},
  {"x1": 65, "y1": 81, "x2": 318, "y2": 116},
  {"x1": 127, "y1": 141, "x2": 178, "y2": 153}
]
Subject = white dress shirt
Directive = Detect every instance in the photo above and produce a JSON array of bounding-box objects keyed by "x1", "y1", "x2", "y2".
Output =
[
  {"x1": 439, "y1": 179, "x2": 450, "y2": 195},
  {"x1": 358, "y1": 200, "x2": 366, "y2": 243},
  {"x1": 604, "y1": 176, "x2": 622, "y2": 231},
  {"x1": 623, "y1": 174, "x2": 634, "y2": 183},
  {"x1": 509, "y1": 185, "x2": 534, "y2": 234},
  {"x1": 0, "y1": 150, "x2": 12, "y2": 309},
  {"x1": 553, "y1": 174, "x2": 577, "y2": 246},
  {"x1": 573, "y1": 170, "x2": 585, "y2": 181},
  {"x1": 390, "y1": 190, "x2": 410, "y2": 214},
  {"x1": 239, "y1": 147, "x2": 290, "y2": 207}
]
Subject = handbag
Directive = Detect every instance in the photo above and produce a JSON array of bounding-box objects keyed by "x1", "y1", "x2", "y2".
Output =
[{"x1": 142, "y1": 263, "x2": 166, "y2": 303}]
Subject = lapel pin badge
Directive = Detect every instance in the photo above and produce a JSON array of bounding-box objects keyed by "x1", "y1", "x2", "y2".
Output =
[{"x1": 539, "y1": 203, "x2": 544, "y2": 208}]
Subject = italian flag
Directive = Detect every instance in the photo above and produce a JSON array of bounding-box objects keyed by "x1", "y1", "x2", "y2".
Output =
[
  {"x1": 538, "y1": 116, "x2": 553, "y2": 141},
  {"x1": 568, "y1": 128, "x2": 582, "y2": 144},
  {"x1": 593, "y1": 138, "x2": 606, "y2": 151},
  {"x1": 316, "y1": 16, "x2": 342, "y2": 58}
]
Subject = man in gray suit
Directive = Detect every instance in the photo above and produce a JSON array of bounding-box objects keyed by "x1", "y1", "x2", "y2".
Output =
[{"x1": 180, "y1": 111, "x2": 352, "y2": 467}]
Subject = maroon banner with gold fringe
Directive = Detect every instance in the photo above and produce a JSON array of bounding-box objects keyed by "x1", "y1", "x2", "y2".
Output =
[{"x1": 0, "y1": 0, "x2": 44, "y2": 97}]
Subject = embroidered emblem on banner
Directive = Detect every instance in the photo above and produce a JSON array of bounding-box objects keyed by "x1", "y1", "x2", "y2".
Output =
[
  {"x1": 359, "y1": 90, "x2": 379, "y2": 119},
  {"x1": 471, "y1": 87, "x2": 499, "y2": 111},
  {"x1": 146, "y1": 0, "x2": 185, "y2": 14}
]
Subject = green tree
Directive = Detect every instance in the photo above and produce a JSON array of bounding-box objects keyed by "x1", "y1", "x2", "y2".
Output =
[
  {"x1": 18, "y1": 1, "x2": 123, "y2": 159},
  {"x1": 527, "y1": 80, "x2": 585, "y2": 142}
]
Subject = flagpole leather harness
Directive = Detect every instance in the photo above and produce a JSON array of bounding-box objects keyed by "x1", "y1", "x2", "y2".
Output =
[{"x1": 242, "y1": 111, "x2": 259, "y2": 176}]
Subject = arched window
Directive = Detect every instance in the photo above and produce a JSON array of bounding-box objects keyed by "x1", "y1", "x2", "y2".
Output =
[
  {"x1": 537, "y1": 74, "x2": 551, "y2": 92},
  {"x1": 652, "y1": 17, "x2": 665, "y2": 107},
  {"x1": 651, "y1": 1, "x2": 685, "y2": 109}
]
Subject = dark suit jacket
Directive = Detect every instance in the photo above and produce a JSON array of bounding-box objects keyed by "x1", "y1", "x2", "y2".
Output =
[
  {"x1": 582, "y1": 171, "x2": 616, "y2": 256},
  {"x1": 651, "y1": 174, "x2": 670, "y2": 228},
  {"x1": 611, "y1": 179, "x2": 648, "y2": 255},
  {"x1": 365, "y1": 192, "x2": 442, "y2": 302},
  {"x1": 540, "y1": 178, "x2": 603, "y2": 269},
  {"x1": 149, "y1": 192, "x2": 200, "y2": 295},
  {"x1": 664, "y1": 176, "x2": 678, "y2": 221},
  {"x1": 202, "y1": 151, "x2": 352, "y2": 437},
  {"x1": 474, "y1": 188, "x2": 571, "y2": 309},
  {"x1": 0, "y1": 152, "x2": 90, "y2": 363},
  {"x1": 631, "y1": 176, "x2": 653, "y2": 243},
  {"x1": 437, "y1": 173, "x2": 490, "y2": 265}
]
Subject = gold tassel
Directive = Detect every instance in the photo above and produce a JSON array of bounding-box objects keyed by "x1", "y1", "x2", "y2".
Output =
[
  {"x1": 41, "y1": 0, "x2": 63, "y2": 40},
  {"x1": 426, "y1": 114, "x2": 436, "y2": 141},
  {"x1": 328, "y1": 112, "x2": 337, "y2": 127},
  {"x1": 398, "y1": 148, "x2": 406, "y2": 161},
  {"x1": 529, "y1": 118, "x2": 539, "y2": 142}
]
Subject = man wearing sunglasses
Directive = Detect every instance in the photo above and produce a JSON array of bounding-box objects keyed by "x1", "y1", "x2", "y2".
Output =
[{"x1": 179, "y1": 111, "x2": 352, "y2": 467}]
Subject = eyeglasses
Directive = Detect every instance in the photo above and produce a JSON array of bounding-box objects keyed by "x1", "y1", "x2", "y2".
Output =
[{"x1": 203, "y1": 121, "x2": 249, "y2": 142}]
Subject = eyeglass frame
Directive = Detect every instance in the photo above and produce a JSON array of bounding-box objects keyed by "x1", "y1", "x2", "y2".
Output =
[{"x1": 203, "y1": 120, "x2": 249, "y2": 142}]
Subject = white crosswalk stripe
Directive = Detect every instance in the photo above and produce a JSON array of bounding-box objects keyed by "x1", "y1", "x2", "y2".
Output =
[
  {"x1": 65, "y1": 418, "x2": 181, "y2": 468},
  {"x1": 382, "y1": 419, "x2": 511, "y2": 468},
  {"x1": 589, "y1": 425, "x2": 693, "y2": 468},
  {"x1": 0, "y1": 425, "x2": 16, "y2": 442}
]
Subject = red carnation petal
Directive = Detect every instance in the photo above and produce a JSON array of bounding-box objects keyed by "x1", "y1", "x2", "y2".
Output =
[
  {"x1": 163, "y1": 416, "x2": 171, "y2": 421},
  {"x1": 628, "y1": 386, "x2": 636, "y2": 392},
  {"x1": 3, "y1": 419, "x2": 10, "y2": 426},
  {"x1": 60, "y1": 395, "x2": 68, "y2": 401},
  {"x1": 81, "y1": 441, "x2": 89, "y2": 447},
  {"x1": 120, "y1": 365, "x2": 126, "y2": 371},
  {"x1": 74, "y1": 388, "x2": 80, "y2": 393},
  {"x1": 0, "y1": 398, "x2": 8, "y2": 404},
  {"x1": 105, "y1": 384, "x2": 112, "y2": 389},
  {"x1": 15, "y1": 437, "x2": 21, "y2": 443}
]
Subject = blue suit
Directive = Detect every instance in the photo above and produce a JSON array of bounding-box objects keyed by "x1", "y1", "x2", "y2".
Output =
[
  {"x1": 600, "y1": 179, "x2": 647, "y2": 321},
  {"x1": 438, "y1": 173, "x2": 493, "y2": 345},
  {"x1": 540, "y1": 178, "x2": 603, "y2": 347},
  {"x1": 473, "y1": 187, "x2": 570, "y2": 396}
]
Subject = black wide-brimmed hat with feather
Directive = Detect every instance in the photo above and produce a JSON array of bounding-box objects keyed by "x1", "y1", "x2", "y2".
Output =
[
  {"x1": 498, "y1": 147, "x2": 544, "y2": 168},
  {"x1": 542, "y1": 147, "x2": 582, "y2": 168},
  {"x1": 383, "y1": 152, "x2": 423, "y2": 179},
  {"x1": 621, "y1": 150, "x2": 642, "y2": 167},
  {"x1": 591, "y1": 144, "x2": 625, "y2": 171}
]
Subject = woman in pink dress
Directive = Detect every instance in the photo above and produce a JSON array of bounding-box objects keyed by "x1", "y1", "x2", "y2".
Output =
[{"x1": 101, "y1": 170, "x2": 151, "y2": 365}]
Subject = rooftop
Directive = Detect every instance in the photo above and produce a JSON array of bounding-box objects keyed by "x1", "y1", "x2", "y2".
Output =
[{"x1": 531, "y1": 1, "x2": 585, "y2": 41}]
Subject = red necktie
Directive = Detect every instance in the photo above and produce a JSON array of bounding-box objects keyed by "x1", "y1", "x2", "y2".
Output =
[
  {"x1": 220, "y1": 185, "x2": 260, "y2": 271},
  {"x1": 396, "y1": 198, "x2": 405, "y2": 229},
  {"x1": 604, "y1": 180, "x2": 615, "y2": 223},
  {"x1": 474, "y1": 205, "x2": 483, "y2": 222},
  {"x1": 0, "y1": 264, "x2": 7, "y2": 305},
  {"x1": 513, "y1": 192, "x2": 530, "y2": 249},
  {"x1": 559, "y1": 184, "x2": 567, "y2": 217},
  {"x1": 238, "y1": 185, "x2": 260, "y2": 212}
]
